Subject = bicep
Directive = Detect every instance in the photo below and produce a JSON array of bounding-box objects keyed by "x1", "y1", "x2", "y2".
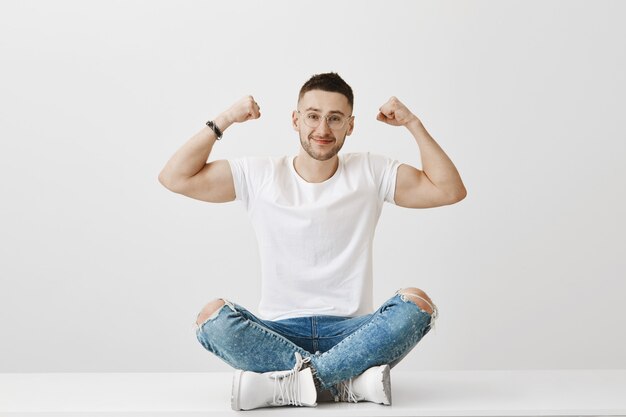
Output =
[
  {"x1": 393, "y1": 164, "x2": 456, "y2": 209},
  {"x1": 174, "y1": 159, "x2": 236, "y2": 203}
]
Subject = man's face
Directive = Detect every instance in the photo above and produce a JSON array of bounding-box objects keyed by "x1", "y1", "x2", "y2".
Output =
[{"x1": 292, "y1": 90, "x2": 354, "y2": 161}]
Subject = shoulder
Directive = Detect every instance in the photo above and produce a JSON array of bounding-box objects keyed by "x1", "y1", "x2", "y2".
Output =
[
  {"x1": 342, "y1": 152, "x2": 399, "y2": 173},
  {"x1": 227, "y1": 155, "x2": 286, "y2": 191},
  {"x1": 227, "y1": 155, "x2": 289, "y2": 199},
  {"x1": 229, "y1": 155, "x2": 285, "y2": 171}
]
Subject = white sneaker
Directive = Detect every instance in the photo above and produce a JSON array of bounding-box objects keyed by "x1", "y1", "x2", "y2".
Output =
[
  {"x1": 336, "y1": 364, "x2": 392, "y2": 405},
  {"x1": 231, "y1": 352, "x2": 317, "y2": 410}
]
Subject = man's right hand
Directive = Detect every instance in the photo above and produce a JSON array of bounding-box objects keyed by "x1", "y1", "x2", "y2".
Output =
[
  {"x1": 221, "y1": 95, "x2": 261, "y2": 125},
  {"x1": 159, "y1": 96, "x2": 261, "y2": 202}
]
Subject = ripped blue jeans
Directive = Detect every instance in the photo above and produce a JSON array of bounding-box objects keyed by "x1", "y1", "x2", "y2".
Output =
[{"x1": 195, "y1": 289, "x2": 438, "y2": 396}]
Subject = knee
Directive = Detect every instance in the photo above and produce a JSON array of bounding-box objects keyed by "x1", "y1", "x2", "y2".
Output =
[
  {"x1": 196, "y1": 298, "x2": 226, "y2": 327},
  {"x1": 398, "y1": 287, "x2": 435, "y2": 315}
]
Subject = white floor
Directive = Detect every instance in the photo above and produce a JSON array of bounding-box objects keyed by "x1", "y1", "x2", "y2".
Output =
[{"x1": 1, "y1": 370, "x2": 625, "y2": 416}]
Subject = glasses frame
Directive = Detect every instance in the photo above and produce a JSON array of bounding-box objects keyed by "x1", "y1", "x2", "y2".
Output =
[{"x1": 296, "y1": 110, "x2": 354, "y2": 130}]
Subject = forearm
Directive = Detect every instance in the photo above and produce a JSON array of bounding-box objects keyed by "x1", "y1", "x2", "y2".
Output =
[
  {"x1": 405, "y1": 119, "x2": 467, "y2": 199},
  {"x1": 159, "y1": 113, "x2": 233, "y2": 184}
]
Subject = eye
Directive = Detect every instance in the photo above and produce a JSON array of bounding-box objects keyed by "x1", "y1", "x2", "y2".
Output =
[
  {"x1": 328, "y1": 115, "x2": 342, "y2": 123},
  {"x1": 306, "y1": 113, "x2": 320, "y2": 121}
]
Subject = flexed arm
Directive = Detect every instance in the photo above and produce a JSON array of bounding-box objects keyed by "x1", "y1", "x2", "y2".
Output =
[
  {"x1": 158, "y1": 96, "x2": 261, "y2": 203},
  {"x1": 377, "y1": 96, "x2": 467, "y2": 208}
]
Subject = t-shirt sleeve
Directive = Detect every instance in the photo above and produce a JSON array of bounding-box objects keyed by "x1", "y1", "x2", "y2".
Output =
[
  {"x1": 367, "y1": 153, "x2": 402, "y2": 204},
  {"x1": 227, "y1": 157, "x2": 272, "y2": 211}
]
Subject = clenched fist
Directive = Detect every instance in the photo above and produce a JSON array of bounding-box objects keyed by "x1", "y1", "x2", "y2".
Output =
[
  {"x1": 376, "y1": 96, "x2": 420, "y2": 127},
  {"x1": 224, "y1": 95, "x2": 261, "y2": 124}
]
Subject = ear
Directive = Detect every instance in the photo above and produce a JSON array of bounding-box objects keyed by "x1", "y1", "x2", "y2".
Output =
[
  {"x1": 291, "y1": 110, "x2": 300, "y2": 131},
  {"x1": 346, "y1": 115, "x2": 355, "y2": 136}
]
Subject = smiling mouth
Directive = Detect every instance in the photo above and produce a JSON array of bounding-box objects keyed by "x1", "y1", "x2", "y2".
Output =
[{"x1": 312, "y1": 138, "x2": 334, "y2": 145}]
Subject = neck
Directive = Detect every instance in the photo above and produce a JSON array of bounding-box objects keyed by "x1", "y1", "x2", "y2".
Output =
[{"x1": 293, "y1": 151, "x2": 339, "y2": 183}]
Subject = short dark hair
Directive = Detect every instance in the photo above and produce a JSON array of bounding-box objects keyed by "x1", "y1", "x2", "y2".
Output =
[{"x1": 298, "y1": 72, "x2": 354, "y2": 111}]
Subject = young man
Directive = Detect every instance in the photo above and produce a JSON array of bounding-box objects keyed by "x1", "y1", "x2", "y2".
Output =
[{"x1": 159, "y1": 73, "x2": 466, "y2": 410}]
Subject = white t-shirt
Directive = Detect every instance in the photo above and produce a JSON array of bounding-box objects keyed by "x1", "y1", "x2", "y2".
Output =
[{"x1": 228, "y1": 152, "x2": 401, "y2": 321}]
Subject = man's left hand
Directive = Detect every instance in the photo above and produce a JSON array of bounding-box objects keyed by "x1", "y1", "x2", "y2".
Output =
[{"x1": 376, "y1": 96, "x2": 420, "y2": 127}]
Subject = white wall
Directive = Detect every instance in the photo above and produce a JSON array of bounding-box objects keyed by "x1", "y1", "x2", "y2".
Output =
[{"x1": 1, "y1": 0, "x2": 624, "y2": 373}]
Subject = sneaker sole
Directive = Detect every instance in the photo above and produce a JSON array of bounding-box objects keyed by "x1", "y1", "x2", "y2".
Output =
[
  {"x1": 381, "y1": 364, "x2": 392, "y2": 405},
  {"x1": 231, "y1": 370, "x2": 243, "y2": 411}
]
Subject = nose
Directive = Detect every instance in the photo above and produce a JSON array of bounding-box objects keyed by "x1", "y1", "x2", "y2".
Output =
[{"x1": 315, "y1": 117, "x2": 331, "y2": 135}]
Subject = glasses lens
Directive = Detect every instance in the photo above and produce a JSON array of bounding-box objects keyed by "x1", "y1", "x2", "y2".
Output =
[
  {"x1": 304, "y1": 113, "x2": 320, "y2": 128},
  {"x1": 327, "y1": 115, "x2": 345, "y2": 129}
]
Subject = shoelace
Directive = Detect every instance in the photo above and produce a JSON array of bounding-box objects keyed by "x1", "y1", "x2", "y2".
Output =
[
  {"x1": 270, "y1": 352, "x2": 311, "y2": 406},
  {"x1": 337, "y1": 378, "x2": 359, "y2": 403}
]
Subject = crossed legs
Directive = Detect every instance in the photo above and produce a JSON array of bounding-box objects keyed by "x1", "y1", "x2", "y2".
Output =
[{"x1": 195, "y1": 287, "x2": 438, "y2": 396}]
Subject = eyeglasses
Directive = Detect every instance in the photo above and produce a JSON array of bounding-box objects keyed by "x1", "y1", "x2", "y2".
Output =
[{"x1": 296, "y1": 110, "x2": 353, "y2": 130}]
